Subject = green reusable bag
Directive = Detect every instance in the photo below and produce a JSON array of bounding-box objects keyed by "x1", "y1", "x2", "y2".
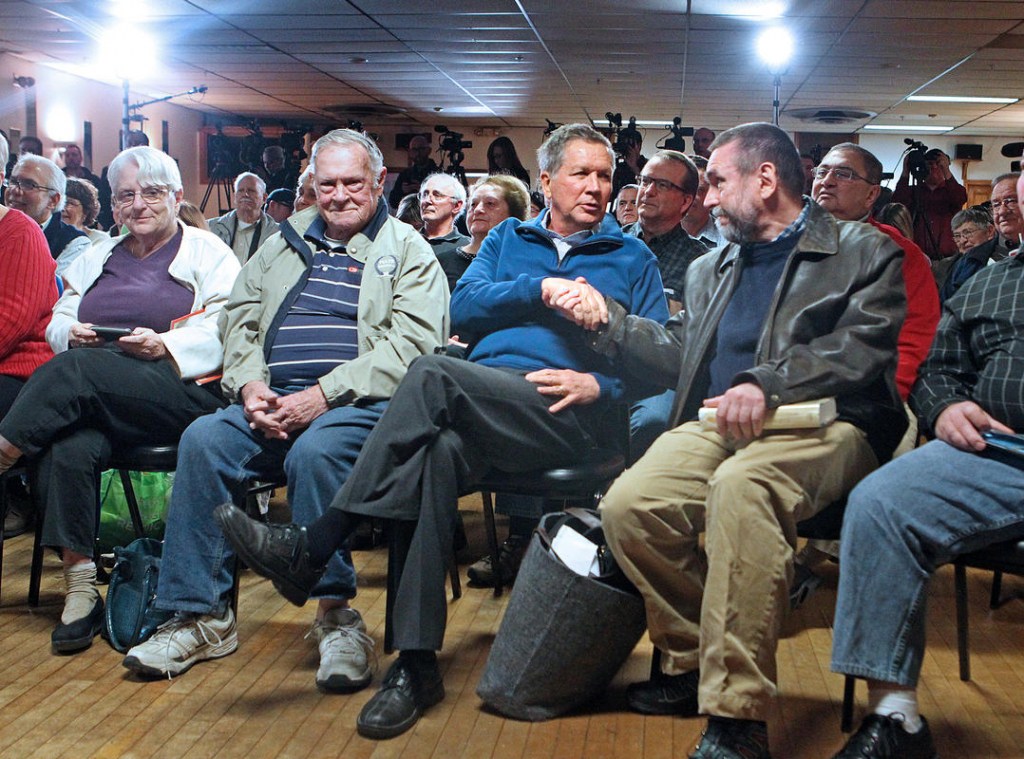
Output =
[{"x1": 97, "y1": 470, "x2": 173, "y2": 553}]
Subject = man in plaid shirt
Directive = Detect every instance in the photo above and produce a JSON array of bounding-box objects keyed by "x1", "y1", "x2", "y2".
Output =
[{"x1": 828, "y1": 174, "x2": 1024, "y2": 759}]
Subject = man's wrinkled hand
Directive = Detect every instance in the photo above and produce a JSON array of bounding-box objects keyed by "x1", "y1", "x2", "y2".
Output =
[
  {"x1": 118, "y1": 328, "x2": 168, "y2": 361},
  {"x1": 261, "y1": 385, "x2": 330, "y2": 439},
  {"x1": 525, "y1": 368, "x2": 601, "y2": 413}
]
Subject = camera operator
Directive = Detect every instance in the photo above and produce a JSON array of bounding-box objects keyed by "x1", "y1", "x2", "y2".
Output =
[
  {"x1": 892, "y1": 146, "x2": 967, "y2": 260},
  {"x1": 612, "y1": 128, "x2": 647, "y2": 200},
  {"x1": 388, "y1": 135, "x2": 438, "y2": 209}
]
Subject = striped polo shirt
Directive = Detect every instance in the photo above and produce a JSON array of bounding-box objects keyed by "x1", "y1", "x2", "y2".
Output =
[{"x1": 267, "y1": 239, "x2": 363, "y2": 392}]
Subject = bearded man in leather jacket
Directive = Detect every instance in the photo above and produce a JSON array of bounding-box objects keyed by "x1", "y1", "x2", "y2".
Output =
[{"x1": 551, "y1": 122, "x2": 907, "y2": 759}]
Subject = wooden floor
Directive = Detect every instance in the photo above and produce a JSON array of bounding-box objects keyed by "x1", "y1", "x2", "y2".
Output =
[{"x1": 1, "y1": 495, "x2": 1023, "y2": 759}]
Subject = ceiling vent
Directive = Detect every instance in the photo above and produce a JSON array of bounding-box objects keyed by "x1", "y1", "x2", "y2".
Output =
[
  {"x1": 322, "y1": 103, "x2": 408, "y2": 118},
  {"x1": 786, "y1": 107, "x2": 876, "y2": 124}
]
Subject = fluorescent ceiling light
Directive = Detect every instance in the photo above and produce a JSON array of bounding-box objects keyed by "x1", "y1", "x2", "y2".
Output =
[
  {"x1": 906, "y1": 95, "x2": 1018, "y2": 104},
  {"x1": 862, "y1": 124, "x2": 953, "y2": 132},
  {"x1": 633, "y1": 120, "x2": 679, "y2": 127}
]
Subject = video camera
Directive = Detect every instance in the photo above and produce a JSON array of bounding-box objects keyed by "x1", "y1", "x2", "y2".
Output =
[
  {"x1": 904, "y1": 139, "x2": 933, "y2": 182},
  {"x1": 662, "y1": 117, "x2": 694, "y2": 152},
  {"x1": 434, "y1": 125, "x2": 473, "y2": 154},
  {"x1": 605, "y1": 113, "x2": 643, "y2": 157}
]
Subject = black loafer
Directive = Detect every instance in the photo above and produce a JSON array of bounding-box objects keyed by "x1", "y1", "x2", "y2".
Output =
[
  {"x1": 831, "y1": 714, "x2": 937, "y2": 759},
  {"x1": 356, "y1": 657, "x2": 445, "y2": 740},
  {"x1": 51, "y1": 596, "x2": 104, "y2": 654},
  {"x1": 626, "y1": 668, "x2": 700, "y2": 716},
  {"x1": 690, "y1": 717, "x2": 771, "y2": 759},
  {"x1": 214, "y1": 502, "x2": 323, "y2": 606}
]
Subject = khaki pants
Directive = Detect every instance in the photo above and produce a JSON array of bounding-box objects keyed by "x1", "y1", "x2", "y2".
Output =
[{"x1": 601, "y1": 420, "x2": 877, "y2": 719}]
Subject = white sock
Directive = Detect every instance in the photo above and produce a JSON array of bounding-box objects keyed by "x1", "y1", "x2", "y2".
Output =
[
  {"x1": 62, "y1": 562, "x2": 100, "y2": 625},
  {"x1": 868, "y1": 684, "x2": 922, "y2": 733}
]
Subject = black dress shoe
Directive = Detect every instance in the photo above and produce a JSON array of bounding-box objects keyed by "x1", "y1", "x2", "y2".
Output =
[
  {"x1": 832, "y1": 714, "x2": 937, "y2": 759},
  {"x1": 356, "y1": 656, "x2": 445, "y2": 740},
  {"x1": 213, "y1": 502, "x2": 323, "y2": 606},
  {"x1": 690, "y1": 717, "x2": 771, "y2": 759},
  {"x1": 51, "y1": 596, "x2": 104, "y2": 654},
  {"x1": 626, "y1": 668, "x2": 700, "y2": 716}
]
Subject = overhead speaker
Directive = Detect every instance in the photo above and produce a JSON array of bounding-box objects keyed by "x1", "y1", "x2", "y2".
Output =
[{"x1": 954, "y1": 143, "x2": 983, "y2": 161}]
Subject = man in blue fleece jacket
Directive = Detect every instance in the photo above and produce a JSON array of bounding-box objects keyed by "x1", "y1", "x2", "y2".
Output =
[{"x1": 215, "y1": 123, "x2": 668, "y2": 740}]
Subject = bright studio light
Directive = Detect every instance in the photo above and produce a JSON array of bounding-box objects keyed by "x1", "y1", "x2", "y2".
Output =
[
  {"x1": 97, "y1": 25, "x2": 158, "y2": 81},
  {"x1": 757, "y1": 26, "x2": 793, "y2": 73}
]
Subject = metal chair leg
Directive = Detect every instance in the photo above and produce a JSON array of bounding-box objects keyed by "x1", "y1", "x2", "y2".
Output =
[
  {"x1": 480, "y1": 491, "x2": 503, "y2": 597},
  {"x1": 117, "y1": 469, "x2": 147, "y2": 538},
  {"x1": 841, "y1": 675, "x2": 856, "y2": 732},
  {"x1": 989, "y1": 570, "x2": 1004, "y2": 609},
  {"x1": 955, "y1": 561, "x2": 971, "y2": 682}
]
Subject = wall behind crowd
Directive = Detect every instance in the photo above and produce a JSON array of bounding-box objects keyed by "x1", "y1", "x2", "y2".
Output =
[
  {"x1": 3, "y1": 51, "x2": 1021, "y2": 209},
  {"x1": 0, "y1": 52, "x2": 204, "y2": 198}
]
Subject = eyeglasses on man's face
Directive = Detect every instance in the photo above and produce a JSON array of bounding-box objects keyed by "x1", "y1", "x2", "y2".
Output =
[
  {"x1": 990, "y1": 197, "x2": 1019, "y2": 212},
  {"x1": 7, "y1": 176, "x2": 56, "y2": 194},
  {"x1": 419, "y1": 189, "x2": 456, "y2": 203},
  {"x1": 638, "y1": 175, "x2": 686, "y2": 194},
  {"x1": 812, "y1": 166, "x2": 876, "y2": 185}
]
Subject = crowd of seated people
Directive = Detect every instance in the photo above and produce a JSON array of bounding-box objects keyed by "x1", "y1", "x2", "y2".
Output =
[{"x1": 3, "y1": 117, "x2": 1022, "y2": 759}]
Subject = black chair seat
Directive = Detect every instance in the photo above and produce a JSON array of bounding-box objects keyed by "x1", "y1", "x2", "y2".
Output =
[
  {"x1": 475, "y1": 448, "x2": 626, "y2": 499},
  {"x1": 108, "y1": 444, "x2": 179, "y2": 472},
  {"x1": 796, "y1": 498, "x2": 846, "y2": 541},
  {"x1": 957, "y1": 539, "x2": 1024, "y2": 575}
]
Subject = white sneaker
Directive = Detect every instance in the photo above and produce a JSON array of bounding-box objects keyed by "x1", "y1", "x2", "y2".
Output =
[
  {"x1": 122, "y1": 608, "x2": 238, "y2": 678},
  {"x1": 310, "y1": 607, "x2": 375, "y2": 692}
]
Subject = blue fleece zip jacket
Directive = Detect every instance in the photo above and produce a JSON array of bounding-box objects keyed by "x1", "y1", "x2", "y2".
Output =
[{"x1": 450, "y1": 211, "x2": 669, "y2": 401}]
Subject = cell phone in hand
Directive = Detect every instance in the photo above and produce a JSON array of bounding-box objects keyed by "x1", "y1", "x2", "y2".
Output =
[{"x1": 91, "y1": 326, "x2": 134, "y2": 341}]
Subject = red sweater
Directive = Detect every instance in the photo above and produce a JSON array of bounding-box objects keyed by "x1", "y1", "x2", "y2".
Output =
[
  {"x1": 0, "y1": 209, "x2": 58, "y2": 380},
  {"x1": 869, "y1": 219, "x2": 940, "y2": 400}
]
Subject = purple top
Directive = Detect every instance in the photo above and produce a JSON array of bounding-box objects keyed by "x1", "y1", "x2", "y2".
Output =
[{"x1": 78, "y1": 229, "x2": 194, "y2": 332}]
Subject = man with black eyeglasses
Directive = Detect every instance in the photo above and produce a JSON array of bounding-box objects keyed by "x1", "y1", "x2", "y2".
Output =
[
  {"x1": 625, "y1": 149, "x2": 708, "y2": 315},
  {"x1": 6, "y1": 154, "x2": 89, "y2": 277}
]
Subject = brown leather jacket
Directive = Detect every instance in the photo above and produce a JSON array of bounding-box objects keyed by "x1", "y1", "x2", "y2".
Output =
[{"x1": 593, "y1": 201, "x2": 909, "y2": 461}]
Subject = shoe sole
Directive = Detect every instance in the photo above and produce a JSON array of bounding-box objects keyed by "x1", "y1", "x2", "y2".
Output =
[
  {"x1": 51, "y1": 626, "x2": 102, "y2": 654},
  {"x1": 356, "y1": 681, "x2": 445, "y2": 740},
  {"x1": 317, "y1": 669, "x2": 373, "y2": 693},
  {"x1": 122, "y1": 632, "x2": 239, "y2": 679}
]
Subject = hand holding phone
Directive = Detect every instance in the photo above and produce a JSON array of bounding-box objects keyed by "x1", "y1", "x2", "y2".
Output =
[{"x1": 91, "y1": 326, "x2": 134, "y2": 341}]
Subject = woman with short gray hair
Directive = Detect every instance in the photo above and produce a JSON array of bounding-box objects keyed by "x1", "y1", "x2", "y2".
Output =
[{"x1": 0, "y1": 145, "x2": 241, "y2": 655}]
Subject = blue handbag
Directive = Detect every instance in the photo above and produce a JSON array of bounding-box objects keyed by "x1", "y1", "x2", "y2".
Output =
[{"x1": 102, "y1": 538, "x2": 174, "y2": 653}]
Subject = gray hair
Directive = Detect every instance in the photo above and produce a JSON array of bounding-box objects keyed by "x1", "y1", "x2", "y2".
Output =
[
  {"x1": 537, "y1": 123, "x2": 614, "y2": 176},
  {"x1": 296, "y1": 165, "x2": 313, "y2": 191},
  {"x1": 951, "y1": 206, "x2": 994, "y2": 230},
  {"x1": 310, "y1": 129, "x2": 385, "y2": 188},
  {"x1": 710, "y1": 122, "x2": 804, "y2": 200},
  {"x1": 107, "y1": 146, "x2": 183, "y2": 197},
  {"x1": 992, "y1": 172, "x2": 1021, "y2": 189},
  {"x1": 14, "y1": 154, "x2": 67, "y2": 212},
  {"x1": 0, "y1": 132, "x2": 7, "y2": 178},
  {"x1": 422, "y1": 172, "x2": 467, "y2": 219},
  {"x1": 826, "y1": 142, "x2": 883, "y2": 185},
  {"x1": 233, "y1": 171, "x2": 267, "y2": 195},
  {"x1": 613, "y1": 184, "x2": 639, "y2": 212},
  {"x1": 263, "y1": 145, "x2": 285, "y2": 161}
]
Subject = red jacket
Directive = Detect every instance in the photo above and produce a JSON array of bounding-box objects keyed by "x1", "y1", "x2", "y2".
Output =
[
  {"x1": 0, "y1": 209, "x2": 58, "y2": 380},
  {"x1": 869, "y1": 218, "x2": 939, "y2": 400}
]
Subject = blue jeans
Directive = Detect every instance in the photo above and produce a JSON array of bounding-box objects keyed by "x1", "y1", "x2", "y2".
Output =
[
  {"x1": 630, "y1": 389, "x2": 675, "y2": 462},
  {"x1": 831, "y1": 440, "x2": 1024, "y2": 686},
  {"x1": 155, "y1": 401, "x2": 387, "y2": 614}
]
